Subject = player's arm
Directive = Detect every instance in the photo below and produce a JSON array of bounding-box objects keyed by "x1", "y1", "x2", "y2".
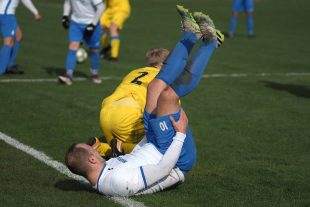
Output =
[
  {"x1": 62, "y1": 0, "x2": 71, "y2": 29},
  {"x1": 21, "y1": 0, "x2": 41, "y2": 20},
  {"x1": 85, "y1": 0, "x2": 105, "y2": 36},
  {"x1": 137, "y1": 167, "x2": 185, "y2": 195},
  {"x1": 91, "y1": 0, "x2": 105, "y2": 25}
]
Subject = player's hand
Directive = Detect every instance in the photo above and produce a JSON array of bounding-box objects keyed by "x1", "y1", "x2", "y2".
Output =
[
  {"x1": 34, "y1": 13, "x2": 42, "y2": 21},
  {"x1": 62, "y1": 16, "x2": 70, "y2": 29},
  {"x1": 170, "y1": 109, "x2": 188, "y2": 134},
  {"x1": 85, "y1": 24, "x2": 95, "y2": 37}
]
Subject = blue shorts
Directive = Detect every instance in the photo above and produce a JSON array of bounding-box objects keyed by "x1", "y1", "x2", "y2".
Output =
[
  {"x1": 232, "y1": 0, "x2": 254, "y2": 12},
  {"x1": 0, "y1": 15, "x2": 17, "y2": 38},
  {"x1": 68, "y1": 21, "x2": 103, "y2": 48},
  {"x1": 144, "y1": 111, "x2": 197, "y2": 173}
]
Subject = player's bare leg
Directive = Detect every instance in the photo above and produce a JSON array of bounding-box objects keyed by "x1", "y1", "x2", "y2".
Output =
[
  {"x1": 58, "y1": 41, "x2": 80, "y2": 85},
  {"x1": 0, "y1": 37, "x2": 14, "y2": 74},
  {"x1": 6, "y1": 27, "x2": 24, "y2": 74}
]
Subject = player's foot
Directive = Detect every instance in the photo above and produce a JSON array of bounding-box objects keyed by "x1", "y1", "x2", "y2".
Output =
[
  {"x1": 87, "y1": 137, "x2": 111, "y2": 157},
  {"x1": 107, "y1": 57, "x2": 119, "y2": 62},
  {"x1": 91, "y1": 74, "x2": 102, "y2": 84},
  {"x1": 216, "y1": 29, "x2": 225, "y2": 47},
  {"x1": 5, "y1": 65, "x2": 24, "y2": 75},
  {"x1": 176, "y1": 5, "x2": 202, "y2": 39},
  {"x1": 110, "y1": 138, "x2": 124, "y2": 158},
  {"x1": 247, "y1": 33, "x2": 255, "y2": 38},
  {"x1": 100, "y1": 45, "x2": 111, "y2": 59},
  {"x1": 58, "y1": 74, "x2": 73, "y2": 85},
  {"x1": 192, "y1": 12, "x2": 216, "y2": 42}
]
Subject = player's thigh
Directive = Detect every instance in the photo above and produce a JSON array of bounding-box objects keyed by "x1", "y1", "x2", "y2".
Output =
[
  {"x1": 100, "y1": 9, "x2": 113, "y2": 28},
  {"x1": 68, "y1": 21, "x2": 84, "y2": 43},
  {"x1": 232, "y1": 0, "x2": 244, "y2": 12},
  {"x1": 100, "y1": 102, "x2": 144, "y2": 144},
  {"x1": 85, "y1": 24, "x2": 103, "y2": 49},
  {"x1": 148, "y1": 111, "x2": 196, "y2": 172},
  {"x1": 245, "y1": 0, "x2": 254, "y2": 12},
  {"x1": 111, "y1": 11, "x2": 130, "y2": 29},
  {"x1": 0, "y1": 15, "x2": 18, "y2": 39}
]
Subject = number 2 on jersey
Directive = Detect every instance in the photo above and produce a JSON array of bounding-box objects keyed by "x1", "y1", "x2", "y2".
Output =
[{"x1": 131, "y1": 72, "x2": 149, "y2": 85}]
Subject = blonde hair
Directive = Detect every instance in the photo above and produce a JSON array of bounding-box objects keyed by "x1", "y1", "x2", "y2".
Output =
[{"x1": 145, "y1": 48, "x2": 169, "y2": 67}]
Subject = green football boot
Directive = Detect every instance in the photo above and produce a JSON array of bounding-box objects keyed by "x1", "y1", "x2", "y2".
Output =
[{"x1": 176, "y1": 5, "x2": 202, "y2": 39}]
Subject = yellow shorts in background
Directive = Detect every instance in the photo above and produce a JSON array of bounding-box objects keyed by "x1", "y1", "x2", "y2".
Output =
[
  {"x1": 100, "y1": 8, "x2": 130, "y2": 29},
  {"x1": 100, "y1": 97, "x2": 144, "y2": 146}
]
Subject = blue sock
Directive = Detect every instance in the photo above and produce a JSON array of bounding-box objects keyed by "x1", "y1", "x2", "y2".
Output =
[
  {"x1": 65, "y1": 49, "x2": 77, "y2": 74},
  {"x1": 229, "y1": 15, "x2": 238, "y2": 35},
  {"x1": 246, "y1": 14, "x2": 254, "y2": 35},
  {"x1": 8, "y1": 41, "x2": 20, "y2": 68},
  {"x1": 156, "y1": 32, "x2": 198, "y2": 85},
  {"x1": 172, "y1": 40, "x2": 217, "y2": 97},
  {"x1": 0, "y1": 45, "x2": 13, "y2": 74},
  {"x1": 89, "y1": 50, "x2": 100, "y2": 73}
]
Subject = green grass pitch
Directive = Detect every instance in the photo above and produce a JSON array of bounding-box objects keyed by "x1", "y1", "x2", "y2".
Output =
[{"x1": 0, "y1": 0, "x2": 309, "y2": 206}]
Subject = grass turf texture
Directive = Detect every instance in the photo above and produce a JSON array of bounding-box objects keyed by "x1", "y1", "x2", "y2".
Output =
[{"x1": 0, "y1": 0, "x2": 309, "y2": 206}]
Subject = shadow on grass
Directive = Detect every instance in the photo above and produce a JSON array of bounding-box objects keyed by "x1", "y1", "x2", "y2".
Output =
[
  {"x1": 54, "y1": 179, "x2": 97, "y2": 193},
  {"x1": 261, "y1": 81, "x2": 310, "y2": 98},
  {"x1": 43, "y1": 66, "x2": 89, "y2": 78}
]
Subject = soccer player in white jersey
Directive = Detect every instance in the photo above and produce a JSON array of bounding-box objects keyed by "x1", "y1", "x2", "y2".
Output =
[
  {"x1": 58, "y1": 0, "x2": 105, "y2": 85},
  {"x1": 0, "y1": 0, "x2": 41, "y2": 75},
  {"x1": 65, "y1": 5, "x2": 224, "y2": 196}
]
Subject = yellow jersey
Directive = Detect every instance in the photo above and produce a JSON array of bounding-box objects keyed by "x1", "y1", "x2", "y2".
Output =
[
  {"x1": 100, "y1": 67, "x2": 159, "y2": 153},
  {"x1": 102, "y1": 66, "x2": 159, "y2": 109},
  {"x1": 106, "y1": 0, "x2": 130, "y2": 11}
]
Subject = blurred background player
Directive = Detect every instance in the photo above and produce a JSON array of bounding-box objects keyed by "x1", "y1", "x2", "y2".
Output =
[
  {"x1": 99, "y1": 0, "x2": 130, "y2": 61},
  {"x1": 89, "y1": 48, "x2": 169, "y2": 158},
  {"x1": 58, "y1": 0, "x2": 105, "y2": 85},
  {"x1": 227, "y1": 0, "x2": 255, "y2": 38},
  {"x1": 0, "y1": 0, "x2": 41, "y2": 75}
]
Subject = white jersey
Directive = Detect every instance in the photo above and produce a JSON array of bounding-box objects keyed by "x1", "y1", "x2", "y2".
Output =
[
  {"x1": 95, "y1": 132, "x2": 187, "y2": 196},
  {"x1": 0, "y1": 0, "x2": 38, "y2": 15},
  {"x1": 96, "y1": 143, "x2": 163, "y2": 196},
  {"x1": 67, "y1": 0, "x2": 103, "y2": 25}
]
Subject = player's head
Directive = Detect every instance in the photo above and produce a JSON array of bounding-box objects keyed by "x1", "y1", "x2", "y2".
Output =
[
  {"x1": 146, "y1": 48, "x2": 170, "y2": 69},
  {"x1": 65, "y1": 143, "x2": 105, "y2": 177}
]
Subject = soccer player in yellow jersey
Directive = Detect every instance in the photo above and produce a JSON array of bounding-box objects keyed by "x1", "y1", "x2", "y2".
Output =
[
  {"x1": 90, "y1": 48, "x2": 169, "y2": 157},
  {"x1": 100, "y1": 0, "x2": 131, "y2": 61}
]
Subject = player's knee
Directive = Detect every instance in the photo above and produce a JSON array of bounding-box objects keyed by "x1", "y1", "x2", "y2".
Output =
[
  {"x1": 232, "y1": 12, "x2": 238, "y2": 17},
  {"x1": 90, "y1": 48, "x2": 99, "y2": 53},
  {"x1": 246, "y1": 12, "x2": 253, "y2": 17},
  {"x1": 109, "y1": 23, "x2": 119, "y2": 36},
  {"x1": 69, "y1": 42, "x2": 80, "y2": 50},
  {"x1": 15, "y1": 27, "x2": 23, "y2": 42},
  {"x1": 4, "y1": 37, "x2": 14, "y2": 46},
  {"x1": 159, "y1": 87, "x2": 179, "y2": 103}
]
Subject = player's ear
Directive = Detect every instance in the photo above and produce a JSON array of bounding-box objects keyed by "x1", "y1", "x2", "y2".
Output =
[{"x1": 88, "y1": 153, "x2": 97, "y2": 164}]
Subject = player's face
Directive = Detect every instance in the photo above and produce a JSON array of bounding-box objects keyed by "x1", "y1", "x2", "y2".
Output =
[{"x1": 82, "y1": 143, "x2": 104, "y2": 163}]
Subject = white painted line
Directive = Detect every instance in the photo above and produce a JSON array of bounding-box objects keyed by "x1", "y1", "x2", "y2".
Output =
[
  {"x1": 0, "y1": 131, "x2": 146, "y2": 207},
  {"x1": 0, "y1": 72, "x2": 309, "y2": 83}
]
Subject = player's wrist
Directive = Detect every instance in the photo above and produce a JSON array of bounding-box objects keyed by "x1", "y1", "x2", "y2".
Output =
[{"x1": 173, "y1": 132, "x2": 186, "y2": 143}]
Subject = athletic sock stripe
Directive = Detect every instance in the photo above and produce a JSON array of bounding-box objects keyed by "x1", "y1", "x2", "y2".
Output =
[{"x1": 139, "y1": 166, "x2": 147, "y2": 189}]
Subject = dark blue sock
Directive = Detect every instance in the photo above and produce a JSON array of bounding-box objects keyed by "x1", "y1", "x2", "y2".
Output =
[
  {"x1": 65, "y1": 49, "x2": 77, "y2": 72},
  {"x1": 156, "y1": 32, "x2": 198, "y2": 85},
  {"x1": 8, "y1": 41, "x2": 20, "y2": 67},
  {"x1": 0, "y1": 45, "x2": 13, "y2": 74},
  {"x1": 172, "y1": 40, "x2": 217, "y2": 97},
  {"x1": 229, "y1": 15, "x2": 238, "y2": 34},
  {"x1": 246, "y1": 15, "x2": 254, "y2": 35},
  {"x1": 89, "y1": 50, "x2": 100, "y2": 71}
]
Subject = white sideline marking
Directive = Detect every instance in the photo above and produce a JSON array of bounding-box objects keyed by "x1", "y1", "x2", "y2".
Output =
[
  {"x1": 0, "y1": 72, "x2": 309, "y2": 83},
  {"x1": 0, "y1": 131, "x2": 146, "y2": 207}
]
